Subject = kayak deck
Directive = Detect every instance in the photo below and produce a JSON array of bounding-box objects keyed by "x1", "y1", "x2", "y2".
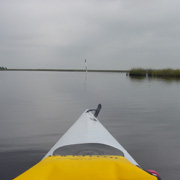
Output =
[
  {"x1": 14, "y1": 105, "x2": 162, "y2": 180},
  {"x1": 43, "y1": 108, "x2": 139, "y2": 166}
]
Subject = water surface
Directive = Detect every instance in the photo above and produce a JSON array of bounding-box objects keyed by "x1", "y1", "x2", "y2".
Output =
[{"x1": 0, "y1": 71, "x2": 180, "y2": 180}]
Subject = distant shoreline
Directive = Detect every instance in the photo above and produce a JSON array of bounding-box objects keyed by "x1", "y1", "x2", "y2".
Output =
[
  {"x1": 2, "y1": 68, "x2": 180, "y2": 78},
  {"x1": 2, "y1": 69, "x2": 128, "y2": 73},
  {"x1": 129, "y1": 68, "x2": 180, "y2": 77}
]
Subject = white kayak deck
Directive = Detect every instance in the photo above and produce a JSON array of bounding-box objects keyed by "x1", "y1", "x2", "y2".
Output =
[{"x1": 43, "y1": 110, "x2": 139, "y2": 166}]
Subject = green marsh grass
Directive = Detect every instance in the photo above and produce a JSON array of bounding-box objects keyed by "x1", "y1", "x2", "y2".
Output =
[
  {"x1": 129, "y1": 68, "x2": 147, "y2": 76},
  {"x1": 129, "y1": 68, "x2": 180, "y2": 77}
]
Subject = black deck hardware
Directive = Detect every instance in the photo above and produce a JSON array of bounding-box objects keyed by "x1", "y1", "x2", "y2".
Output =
[{"x1": 87, "y1": 104, "x2": 102, "y2": 118}]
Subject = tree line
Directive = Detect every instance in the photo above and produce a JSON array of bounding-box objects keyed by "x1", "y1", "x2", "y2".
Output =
[{"x1": 0, "y1": 66, "x2": 7, "y2": 70}]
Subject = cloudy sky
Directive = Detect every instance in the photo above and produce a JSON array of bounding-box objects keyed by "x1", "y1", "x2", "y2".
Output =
[{"x1": 0, "y1": 0, "x2": 180, "y2": 70}]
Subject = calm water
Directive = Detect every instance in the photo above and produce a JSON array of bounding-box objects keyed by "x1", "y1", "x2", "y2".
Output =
[{"x1": 0, "y1": 71, "x2": 180, "y2": 180}]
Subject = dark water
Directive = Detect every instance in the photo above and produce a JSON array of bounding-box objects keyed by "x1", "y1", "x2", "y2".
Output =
[{"x1": 0, "y1": 71, "x2": 180, "y2": 180}]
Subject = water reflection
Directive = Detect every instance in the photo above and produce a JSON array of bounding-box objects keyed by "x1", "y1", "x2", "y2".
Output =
[
  {"x1": 84, "y1": 71, "x2": 88, "y2": 92},
  {"x1": 128, "y1": 76, "x2": 146, "y2": 82},
  {"x1": 148, "y1": 77, "x2": 180, "y2": 83},
  {"x1": 129, "y1": 76, "x2": 180, "y2": 83}
]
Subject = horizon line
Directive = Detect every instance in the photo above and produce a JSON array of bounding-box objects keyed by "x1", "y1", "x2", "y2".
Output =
[{"x1": 4, "y1": 68, "x2": 129, "y2": 73}]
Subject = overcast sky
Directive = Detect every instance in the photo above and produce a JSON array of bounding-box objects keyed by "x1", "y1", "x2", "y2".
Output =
[{"x1": 0, "y1": 0, "x2": 180, "y2": 70}]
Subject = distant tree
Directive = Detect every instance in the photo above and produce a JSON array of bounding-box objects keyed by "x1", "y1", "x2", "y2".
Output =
[{"x1": 0, "y1": 66, "x2": 7, "y2": 70}]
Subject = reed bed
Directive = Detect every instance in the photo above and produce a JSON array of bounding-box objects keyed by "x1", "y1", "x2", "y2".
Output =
[
  {"x1": 129, "y1": 68, "x2": 147, "y2": 76},
  {"x1": 129, "y1": 68, "x2": 180, "y2": 77}
]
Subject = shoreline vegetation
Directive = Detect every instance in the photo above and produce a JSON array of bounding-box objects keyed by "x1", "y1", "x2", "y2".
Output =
[
  {"x1": 1, "y1": 67, "x2": 180, "y2": 77},
  {"x1": 0, "y1": 66, "x2": 7, "y2": 70},
  {"x1": 129, "y1": 68, "x2": 180, "y2": 77}
]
